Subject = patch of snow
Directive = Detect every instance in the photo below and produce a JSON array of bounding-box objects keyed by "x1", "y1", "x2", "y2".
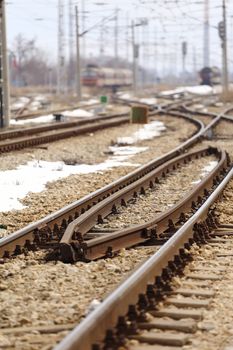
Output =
[
  {"x1": 202, "y1": 161, "x2": 218, "y2": 173},
  {"x1": 117, "y1": 121, "x2": 166, "y2": 145},
  {"x1": 192, "y1": 160, "x2": 218, "y2": 185},
  {"x1": 62, "y1": 109, "x2": 94, "y2": 118},
  {"x1": 79, "y1": 98, "x2": 99, "y2": 106},
  {"x1": 139, "y1": 98, "x2": 157, "y2": 105},
  {"x1": 10, "y1": 108, "x2": 94, "y2": 125},
  {"x1": 11, "y1": 97, "x2": 31, "y2": 111},
  {"x1": 1, "y1": 120, "x2": 166, "y2": 212},
  {"x1": 117, "y1": 93, "x2": 132, "y2": 100},
  {"x1": 160, "y1": 87, "x2": 185, "y2": 96},
  {"x1": 0, "y1": 148, "x2": 144, "y2": 212},
  {"x1": 161, "y1": 85, "x2": 214, "y2": 96},
  {"x1": 34, "y1": 95, "x2": 48, "y2": 103},
  {"x1": 10, "y1": 114, "x2": 55, "y2": 125},
  {"x1": 109, "y1": 146, "x2": 148, "y2": 156},
  {"x1": 184, "y1": 85, "x2": 213, "y2": 95}
]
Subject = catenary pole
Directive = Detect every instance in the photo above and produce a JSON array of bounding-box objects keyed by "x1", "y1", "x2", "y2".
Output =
[
  {"x1": 0, "y1": 0, "x2": 10, "y2": 127},
  {"x1": 131, "y1": 21, "x2": 137, "y2": 95},
  {"x1": 222, "y1": 0, "x2": 229, "y2": 101},
  {"x1": 203, "y1": 0, "x2": 210, "y2": 67},
  {"x1": 75, "y1": 5, "x2": 82, "y2": 101}
]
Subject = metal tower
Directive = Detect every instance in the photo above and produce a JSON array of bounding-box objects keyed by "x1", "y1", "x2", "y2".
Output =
[
  {"x1": 57, "y1": 0, "x2": 66, "y2": 94},
  {"x1": 0, "y1": 0, "x2": 9, "y2": 127}
]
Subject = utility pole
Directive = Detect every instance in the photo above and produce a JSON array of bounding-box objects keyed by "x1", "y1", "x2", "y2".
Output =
[
  {"x1": 142, "y1": 24, "x2": 147, "y2": 86},
  {"x1": 99, "y1": 21, "x2": 104, "y2": 57},
  {"x1": 162, "y1": 37, "x2": 166, "y2": 78},
  {"x1": 125, "y1": 13, "x2": 129, "y2": 63},
  {"x1": 68, "y1": 0, "x2": 74, "y2": 89},
  {"x1": 0, "y1": 0, "x2": 10, "y2": 128},
  {"x1": 193, "y1": 46, "x2": 197, "y2": 76},
  {"x1": 154, "y1": 25, "x2": 158, "y2": 80},
  {"x1": 75, "y1": 5, "x2": 82, "y2": 101},
  {"x1": 131, "y1": 21, "x2": 137, "y2": 95},
  {"x1": 81, "y1": 0, "x2": 86, "y2": 63},
  {"x1": 57, "y1": 0, "x2": 66, "y2": 94},
  {"x1": 182, "y1": 41, "x2": 187, "y2": 78},
  {"x1": 114, "y1": 8, "x2": 119, "y2": 70},
  {"x1": 203, "y1": 0, "x2": 210, "y2": 67},
  {"x1": 222, "y1": 0, "x2": 228, "y2": 100}
]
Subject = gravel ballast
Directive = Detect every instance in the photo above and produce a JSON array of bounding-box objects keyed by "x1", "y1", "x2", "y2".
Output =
[{"x1": 0, "y1": 114, "x2": 197, "y2": 236}]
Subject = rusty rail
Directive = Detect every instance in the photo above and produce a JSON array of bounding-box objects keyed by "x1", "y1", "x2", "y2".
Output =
[
  {"x1": 0, "y1": 112, "x2": 129, "y2": 141},
  {"x1": 59, "y1": 147, "x2": 228, "y2": 262},
  {"x1": 0, "y1": 116, "x2": 129, "y2": 153},
  {"x1": 0, "y1": 110, "x2": 203, "y2": 259},
  {"x1": 0, "y1": 98, "x2": 196, "y2": 152},
  {"x1": 54, "y1": 161, "x2": 233, "y2": 350},
  {"x1": 13, "y1": 101, "x2": 101, "y2": 120}
]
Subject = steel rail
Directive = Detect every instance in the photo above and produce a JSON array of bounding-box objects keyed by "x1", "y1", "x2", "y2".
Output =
[
  {"x1": 0, "y1": 112, "x2": 129, "y2": 141},
  {"x1": 0, "y1": 96, "x2": 186, "y2": 142},
  {"x1": 55, "y1": 164, "x2": 233, "y2": 350},
  {"x1": 0, "y1": 116, "x2": 130, "y2": 153},
  {"x1": 181, "y1": 105, "x2": 218, "y2": 118},
  {"x1": 62, "y1": 148, "x2": 213, "y2": 237},
  {"x1": 181, "y1": 104, "x2": 233, "y2": 123},
  {"x1": 177, "y1": 105, "x2": 233, "y2": 141},
  {"x1": 114, "y1": 96, "x2": 200, "y2": 111},
  {"x1": 59, "y1": 147, "x2": 228, "y2": 262},
  {"x1": 0, "y1": 111, "x2": 203, "y2": 259},
  {"x1": 0, "y1": 98, "x2": 194, "y2": 149},
  {"x1": 13, "y1": 102, "x2": 101, "y2": 120}
]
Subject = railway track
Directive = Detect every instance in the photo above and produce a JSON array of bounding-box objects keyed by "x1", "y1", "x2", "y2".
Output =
[
  {"x1": 1, "y1": 97, "x2": 233, "y2": 349},
  {"x1": 55, "y1": 157, "x2": 233, "y2": 350},
  {"x1": 0, "y1": 106, "x2": 203, "y2": 260},
  {"x1": 0, "y1": 112, "x2": 131, "y2": 153},
  {"x1": 0, "y1": 101, "x2": 231, "y2": 261},
  {"x1": 0, "y1": 98, "x2": 193, "y2": 154},
  {"x1": 51, "y1": 103, "x2": 233, "y2": 349},
  {"x1": 0, "y1": 111, "x2": 129, "y2": 141},
  {"x1": 58, "y1": 146, "x2": 225, "y2": 263},
  {"x1": 12, "y1": 100, "x2": 100, "y2": 120}
]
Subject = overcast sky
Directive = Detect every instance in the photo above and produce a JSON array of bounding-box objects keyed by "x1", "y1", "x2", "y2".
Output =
[{"x1": 5, "y1": 0, "x2": 233, "y2": 75}]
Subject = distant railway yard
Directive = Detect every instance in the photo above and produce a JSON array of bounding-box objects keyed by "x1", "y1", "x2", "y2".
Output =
[{"x1": 0, "y1": 87, "x2": 232, "y2": 350}]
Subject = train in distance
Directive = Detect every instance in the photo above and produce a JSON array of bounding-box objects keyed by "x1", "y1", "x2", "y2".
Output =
[
  {"x1": 199, "y1": 66, "x2": 221, "y2": 86},
  {"x1": 81, "y1": 64, "x2": 133, "y2": 89}
]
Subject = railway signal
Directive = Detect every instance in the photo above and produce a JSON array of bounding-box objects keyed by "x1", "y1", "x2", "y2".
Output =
[{"x1": 218, "y1": 21, "x2": 225, "y2": 40}]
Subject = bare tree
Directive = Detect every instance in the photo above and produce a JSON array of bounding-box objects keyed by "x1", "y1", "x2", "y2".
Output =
[{"x1": 10, "y1": 34, "x2": 54, "y2": 87}]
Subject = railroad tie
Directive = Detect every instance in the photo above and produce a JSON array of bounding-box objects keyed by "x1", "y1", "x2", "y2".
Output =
[
  {"x1": 185, "y1": 273, "x2": 221, "y2": 280},
  {"x1": 138, "y1": 318, "x2": 197, "y2": 333},
  {"x1": 171, "y1": 287, "x2": 215, "y2": 297},
  {"x1": 129, "y1": 332, "x2": 189, "y2": 346},
  {"x1": 129, "y1": 345, "x2": 182, "y2": 350},
  {"x1": 165, "y1": 296, "x2": 210, "y2": 308},
  {"x1": 189, "y1": 266, "x2": 226, "y2": 272},
  {"x1": 127, "y1": 260, "x2": 216, "y2": 348},
  {"x1": 150, "y1": 308, "x2": 203, "y2": 320}
]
